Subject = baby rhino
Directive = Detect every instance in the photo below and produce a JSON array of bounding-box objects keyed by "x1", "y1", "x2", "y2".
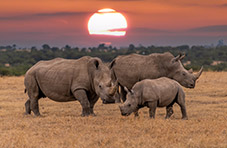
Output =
[{"x1": 119, "y1": 77, "x2": 188, "y2": 120}]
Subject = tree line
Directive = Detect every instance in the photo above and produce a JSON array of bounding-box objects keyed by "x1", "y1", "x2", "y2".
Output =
[{"x1": 0, "y1": 44, "x2": 227, "y2": 76}]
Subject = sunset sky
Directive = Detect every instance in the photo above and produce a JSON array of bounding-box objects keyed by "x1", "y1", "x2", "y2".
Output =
[{"x1": 1, "y1": 0, "x2": 227, "y2": 48}]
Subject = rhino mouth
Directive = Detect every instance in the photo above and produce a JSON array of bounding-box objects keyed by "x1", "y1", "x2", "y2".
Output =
[
  {"x1": 102, "y1": 99, "x2": 115, "y2": 104},
  {"x1": 121, "y1": 112, "x2": 130, "y2": 116},
  {"x1": 188, "y1": 83, "x2": 195, "y2": 88}
]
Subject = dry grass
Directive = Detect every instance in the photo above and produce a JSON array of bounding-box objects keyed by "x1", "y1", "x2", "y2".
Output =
[{"x1": 0, "y1": 72, "x2": 227, "y2": 148}]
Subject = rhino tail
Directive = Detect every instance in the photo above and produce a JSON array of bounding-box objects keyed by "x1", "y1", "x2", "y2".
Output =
[{"x1": 24, "y1": 89, "x2": 27, "y2": 93}]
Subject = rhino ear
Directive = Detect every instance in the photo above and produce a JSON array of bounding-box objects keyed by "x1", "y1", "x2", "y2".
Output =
[
  {"x1": 88, "y1": 58, "x2": 100, "y2": 70},
  {"x1": 94, "y1": 60, "x2": 99, "y2": 69},
  {"x1": 124, "y1": 86, "x2": 129, "y2": 93},
  {"x1": 130, "y1": 90, "x2": 134, "y2": 95},
  {"x1": 109, "y1": 59, "x2": 116, "y2": 69},
  {"x1": 124, "y1": 86, "x2": 134, "y2": 95},
  {"x1": 171, "y1": 53, "x2": 185, "y2": 63},
  {"x1": 188, "y1": 68, "x2": 193, "y2": 74}
]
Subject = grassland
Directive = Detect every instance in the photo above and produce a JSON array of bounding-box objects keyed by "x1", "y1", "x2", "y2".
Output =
[{"x1": 0, "y1": 72, "x2": 227, "y2": 148}]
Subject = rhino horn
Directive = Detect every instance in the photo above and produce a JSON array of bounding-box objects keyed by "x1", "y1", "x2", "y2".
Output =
[
  {"x1": 194, "y1": 66, "x2": 203, "y2": 80},
  {"x1": 188, "y1": 68, "x2": 193, "y2": 74},
  {"x1": 109, "y1": 82, "x2": 118, "y2": 96}
]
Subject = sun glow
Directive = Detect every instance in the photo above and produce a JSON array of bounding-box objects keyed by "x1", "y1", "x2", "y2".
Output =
[{"x1": 88, "y1": 8, "x2": 127, "y2": 36}]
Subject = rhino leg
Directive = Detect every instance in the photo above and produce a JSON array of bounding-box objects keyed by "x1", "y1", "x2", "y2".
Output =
[
  {"x1": 114, "y1": 91, "x2": 121, "y2": 103},
  {"x1": 30, "y1": 98, "x2": 40, "y2": 116},
  {"x1": 133, "y1": 105, "x2": 145, "y2": 117},
  {"x1": 119, "y1": 85, "x2": 127, "y2": 102},
  {"x1": 25, "y1": 99, "x2": 31, "y2": 115},
  {"x1": 165, "y1": 105, "x2": 174, "y2": 119},
  {"x1": 88, "y1": 95, "x2": 99, "y2": 116},
  {"x1": 178, "y1": 104, "x2": 188, "y2": 120},
  {"x1": 176, "y1": 90, "x2": 188, "y2": 120},
  {"x1": 179, "y1": 104, "x2": 188, "y2": 120},
  {"x1": 25, "y1": 75, "x2": 41, "y2": 116},
  {"x1": 73, "y1": 89, "x2": 91, "y2": 117},
  {"x1": 133, "y1": 110, "x2": 139, "y2": 117},
  {"x1": 27, "y1": 90, "x2": 41, "y2": 116},
  {"x1": 148, "y1": 101, "x2": 157, "y2": 118},
  {"x1": 25, "y1": 95, "x2": 40, "y2": 116}
]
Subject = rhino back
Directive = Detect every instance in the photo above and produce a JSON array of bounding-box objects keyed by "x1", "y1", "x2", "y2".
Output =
[
  {"x1": 113, "y1": 53, "x2": 173, "y2": 89},
  {"x1": 26, "y1": 57, "x2": 91, "y2": 102},
  {"x1": 134, "y1": 78, "x2": 179, "y2": 106}
]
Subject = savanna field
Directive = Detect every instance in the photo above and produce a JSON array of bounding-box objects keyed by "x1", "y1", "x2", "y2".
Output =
[{"x1": 0, "y1": 72, "x2": 227, "y2": 148}]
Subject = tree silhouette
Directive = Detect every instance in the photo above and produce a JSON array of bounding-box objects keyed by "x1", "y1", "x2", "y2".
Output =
[{"x1": 42, "y1": 44, "x2": 51, "y2": 50}]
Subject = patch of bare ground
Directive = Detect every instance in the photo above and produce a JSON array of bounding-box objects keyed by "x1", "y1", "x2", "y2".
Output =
[{"x1": 0, "y1": 72, "x2": 227, "y2": 148}]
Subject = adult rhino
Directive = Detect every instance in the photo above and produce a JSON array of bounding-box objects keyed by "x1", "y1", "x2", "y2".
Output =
[
  {"x1": 24, "y1": 57, "x2": 117, "y2": 116},
  {"x1": 105, "y1": 52, "x2": 203, "y2": 103}
]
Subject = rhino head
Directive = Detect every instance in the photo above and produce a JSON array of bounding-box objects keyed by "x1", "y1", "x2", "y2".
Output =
[
  {"x1": 119, "y1": 87, "x2": 138, "y2": 116},
  {"x1": 167, "y1": 54, "x2": 203, "y2": 88},
  {"x1": 99, "y1": 60, "x2": 121, "y2": 104},
  {"x1": 88, "y1": 58, "x2": 117, "y2": 101}
]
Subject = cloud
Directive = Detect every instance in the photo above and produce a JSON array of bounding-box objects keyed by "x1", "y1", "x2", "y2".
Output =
[
  {"x1": 160, "y1": 2, "x2": 227, "y2": 8},
  {"x1": 0, "y1": 15, "x2": 31, "y2": 21},
  {"x1": 34, "y1": 11, "x2": 90, "y2": 17},
  {"x1": 217, "y1": 3, "x2": 227, "y2": 7},
  {"x1": 131, "y1": 27, "x2": 171, "y2": 34},
  {"x1": 98, "y1": 0, "x2": 144, "y2": 1},
  {"x1": 189, "y1": 25, "x2": 227, "y2": 32},
  {"x1": 0, "y1": 11, "x2": 90, "y2": 21}
]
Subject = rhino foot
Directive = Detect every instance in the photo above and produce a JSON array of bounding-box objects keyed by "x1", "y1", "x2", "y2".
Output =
[
  {"x1": 90, "y1": 113, "x2": 96, "y2": 117},
  {"x1": 81, "y1": 112, "x2": 96, "y2": 117},
  {"x1": 81, "y1": 107, "x2": 91, "y2": 117},
  {"x1": 182, "y1": 117, "x2": 188, "y2": 120},
  {"x1": 33, "y1": 111, "x2": 41, "y2": 116},
  {"x1": 24, "y1": 112, "x2": 31, "y2": 116},
  {"x1": 165, "y1": 116, "x2": 170, "y2": 119},
  {"x1": 81, "y1": 113, "x2": 90, "y2": 117},
  {"x1": 34, "y1": 113, "x2": 41, "y2": 117}
]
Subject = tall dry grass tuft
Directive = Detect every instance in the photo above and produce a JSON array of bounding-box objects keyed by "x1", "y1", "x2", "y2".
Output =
[{"x1": 0, "y1": 72, "x2": 227, "y2": 147}]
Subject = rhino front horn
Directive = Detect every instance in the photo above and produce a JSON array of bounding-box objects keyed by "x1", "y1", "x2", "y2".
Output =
[
  {"x1": 194, "y1": 66, "x2": 203, "y2": 80},
  {"x1": 109, "y1": 84, "x2": 117, "y2": 96}
]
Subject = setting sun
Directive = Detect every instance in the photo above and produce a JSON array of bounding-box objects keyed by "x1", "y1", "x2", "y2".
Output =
[{"x1": 88, "y1": 8, "x2": 127, "y2": 36}]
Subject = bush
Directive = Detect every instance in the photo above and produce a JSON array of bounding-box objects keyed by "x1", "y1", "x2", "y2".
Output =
[{"x1": 0, "y1": 64, "x2": 31, "y2": 76}]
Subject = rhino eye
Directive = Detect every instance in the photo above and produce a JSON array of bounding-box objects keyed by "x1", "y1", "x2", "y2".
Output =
[
  {"x1": 99, "y1": 85, "x2": 102, "y2": 89},
  {"x1": 128, "y1": 104, "x2": 131, "y2": 107},
  {"x1": 182, "y1": 72, "x2": 186, "y2": 76}
]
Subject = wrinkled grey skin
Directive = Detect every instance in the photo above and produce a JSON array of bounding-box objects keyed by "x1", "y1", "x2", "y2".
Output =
[
  {"x1": 105, "y1": 52, "x2": 203, "y2": 103},
  {"x1": 24, "y1": 57, "x2": 117, "y2": 117},
  {"x1": 119, "y1": 78, "x2": 188, "y2": 120}
]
